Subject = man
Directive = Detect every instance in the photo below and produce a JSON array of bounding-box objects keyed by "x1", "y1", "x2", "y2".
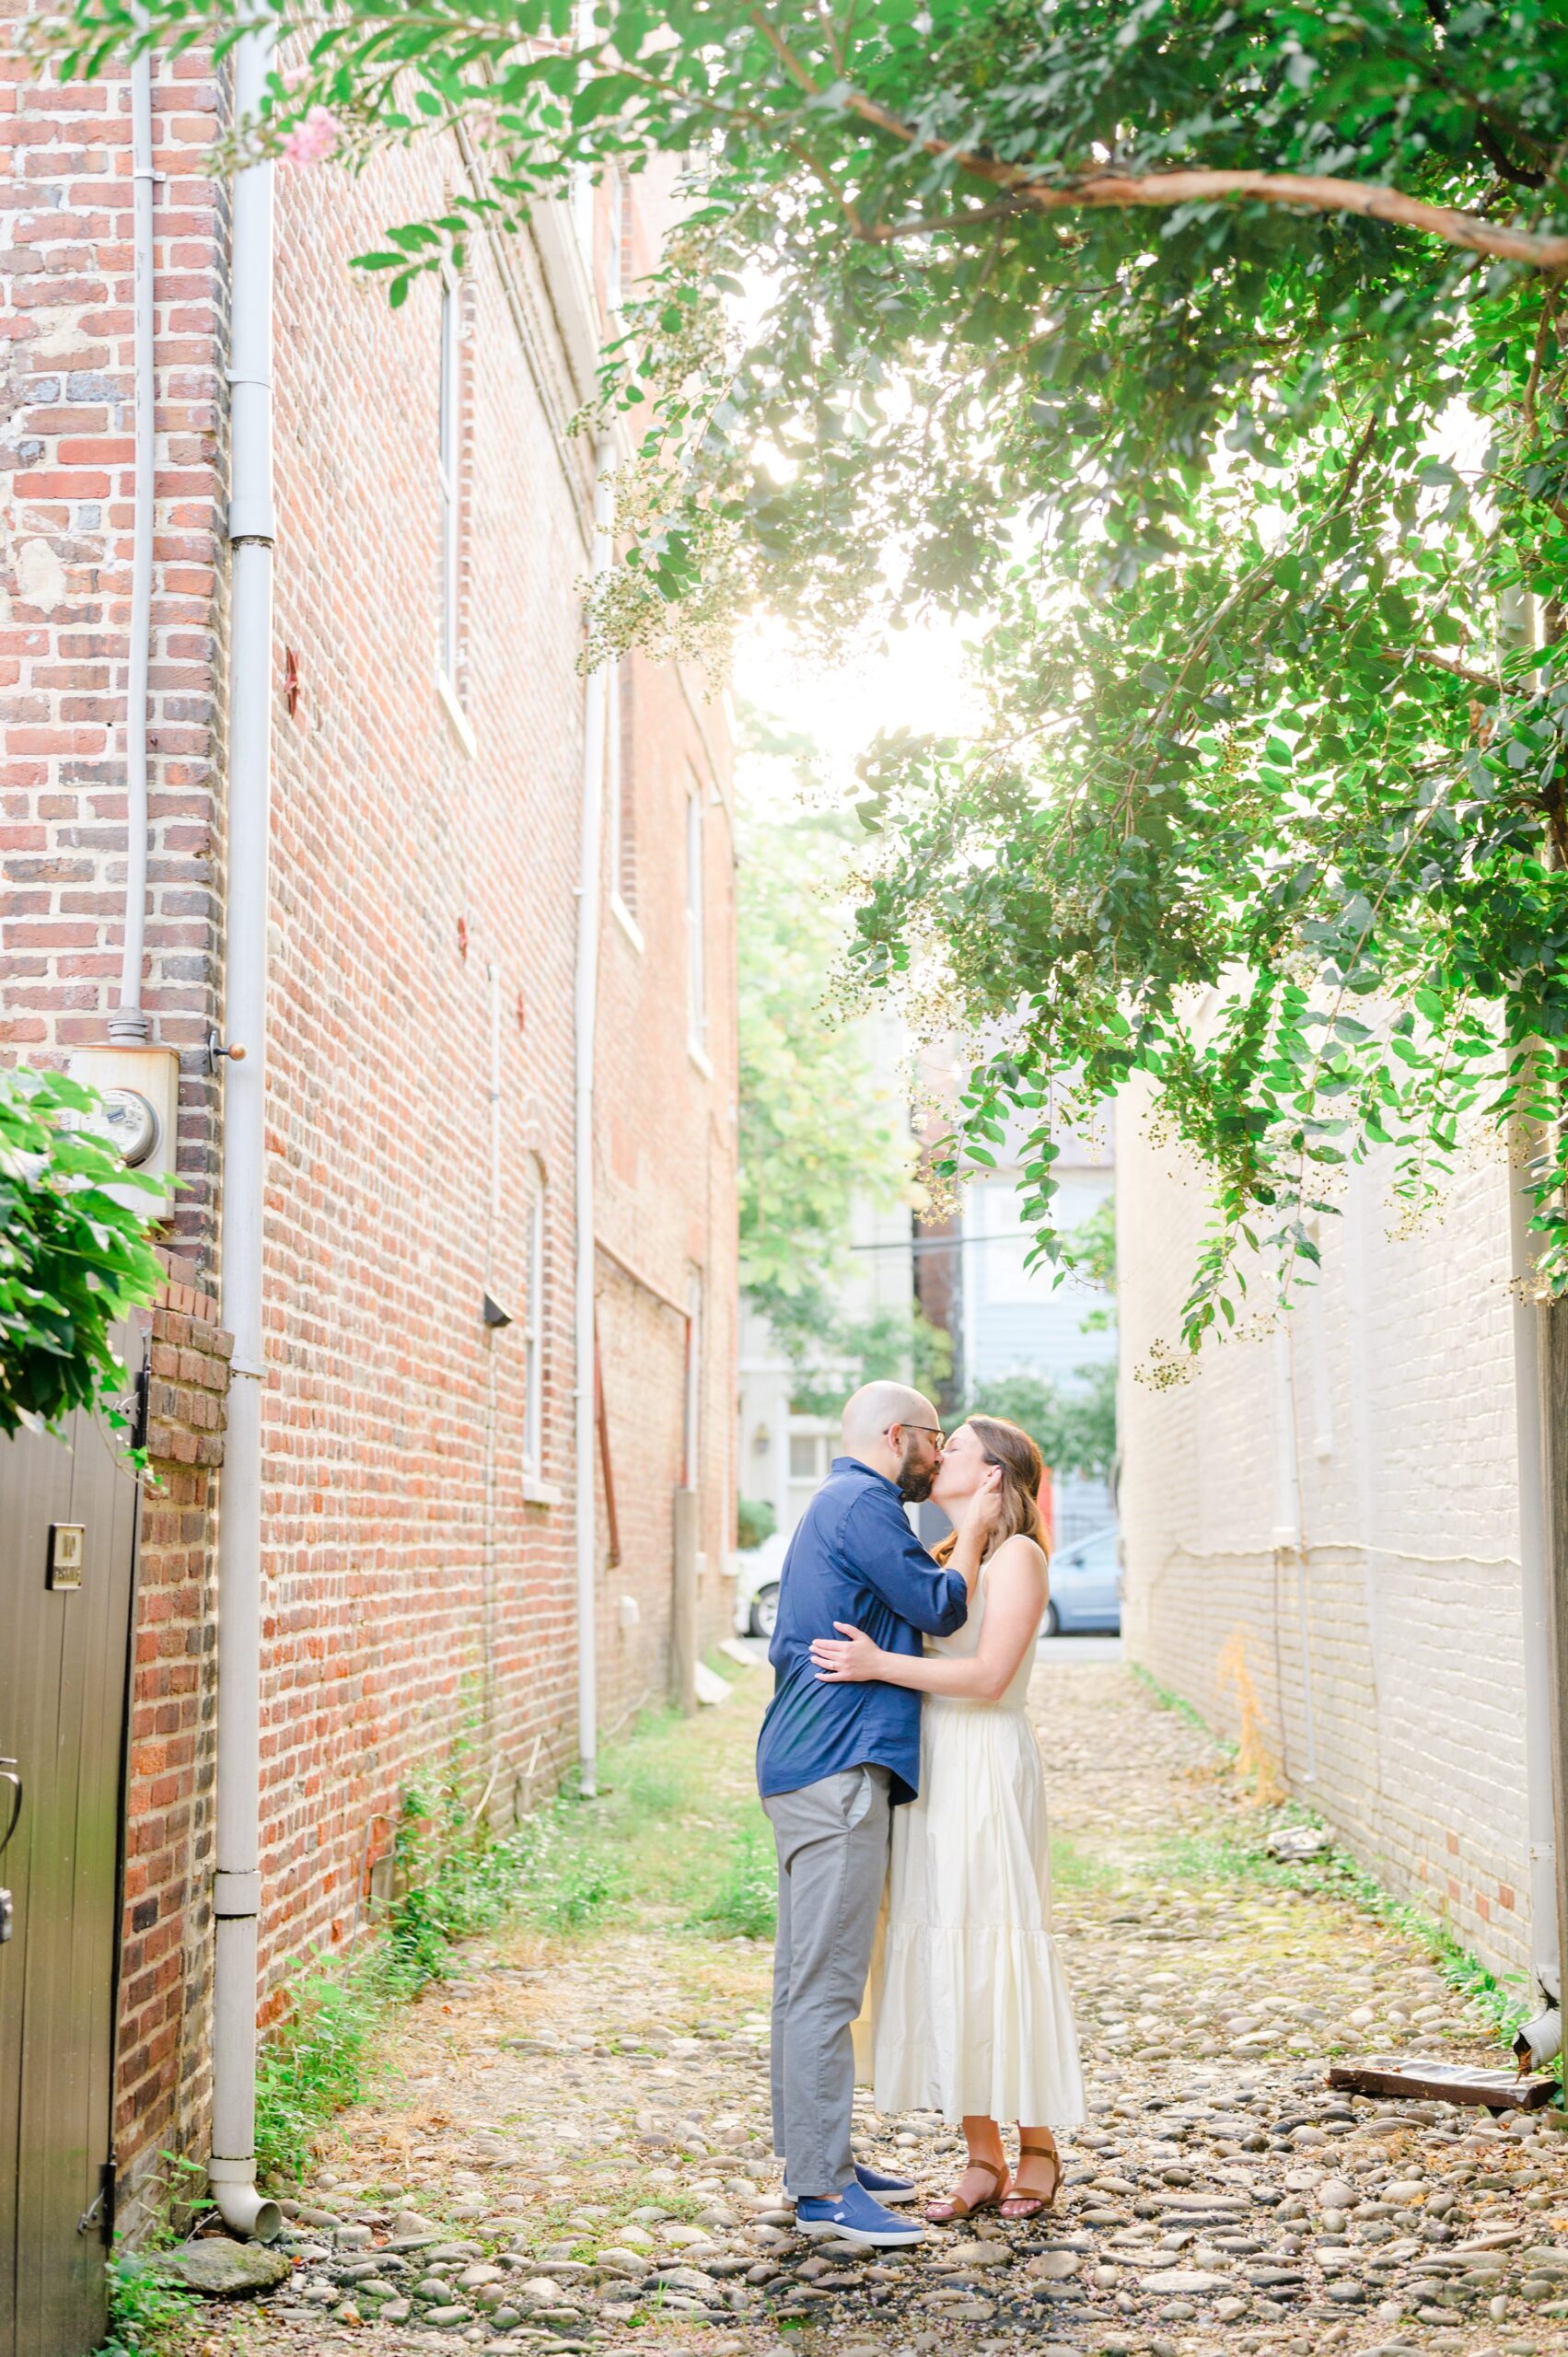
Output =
[{"x1": 756, "y1": 1379, "x2": 999, "y2": 2247}]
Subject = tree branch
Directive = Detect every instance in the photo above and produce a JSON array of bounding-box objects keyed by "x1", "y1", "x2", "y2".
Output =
[
  {"x1": 842, "y1": 89, "x2": 1568, "y2": 270},
  {"x1": 1377, "y1": 644, "x2": 1498, "y2": 689}
]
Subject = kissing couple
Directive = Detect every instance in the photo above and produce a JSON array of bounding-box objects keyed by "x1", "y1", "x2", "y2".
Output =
[{"x1": 754, "y1": 1381, "x2": 1086, "y2": 2247}]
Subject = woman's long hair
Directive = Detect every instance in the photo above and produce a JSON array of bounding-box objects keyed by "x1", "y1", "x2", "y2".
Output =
[{"x1": 934, "y1": 1415, "x2": 1047, "y2": 1563}]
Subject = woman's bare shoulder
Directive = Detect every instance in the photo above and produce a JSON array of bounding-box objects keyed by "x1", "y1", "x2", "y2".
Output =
[{"x1": 989, "y1": 1532, "x2": 1049, "y2": 1585}]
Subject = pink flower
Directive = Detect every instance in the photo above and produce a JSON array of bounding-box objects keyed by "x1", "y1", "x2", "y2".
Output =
[{"x1": 281, "y1": 107, "x2": 339, "y2": 166}]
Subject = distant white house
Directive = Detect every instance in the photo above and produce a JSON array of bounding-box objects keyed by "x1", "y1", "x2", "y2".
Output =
[
  {"x1": 937, "y1": 1120, "x2": 1118, "y2": 1548},
  {"x1": 739, "y1": 1058, "x2": 1119, "y2": 1562}
]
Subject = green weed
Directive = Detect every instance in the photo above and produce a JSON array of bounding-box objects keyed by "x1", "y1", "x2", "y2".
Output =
[
  {"x1": 1129, "y1": 1660, "x2": 1239, "y2": 1757},
  {"x1": 254, "y1": 1969, "x2": 383, "y2": 2185},
  {"x1": 98, "y1": 2253, "x2": 195, "y2": 2357},
  {"x1": 689, "y1": 1818, "x2": 776, "y2": 1939},
  {"x1": 1144, "y1": 1827, "x2": 1281, "y2": 1886},
  {"x1": 1049, "y1": 1832, "x2": 1119, "y2": 1890}
]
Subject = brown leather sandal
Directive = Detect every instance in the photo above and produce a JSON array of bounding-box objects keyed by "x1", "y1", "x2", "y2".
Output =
[
  {"x1": 923, "y1": 2155, "x2": 1010, "y2": 2223},
  {"x1": 999, "y1": 2139, "x2": 1062, "y2": 2221}
]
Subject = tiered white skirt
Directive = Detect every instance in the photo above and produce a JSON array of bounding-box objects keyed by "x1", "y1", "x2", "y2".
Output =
[{"x1": 865, "y1": 1696, "x2": 1087, "y2": 2128}]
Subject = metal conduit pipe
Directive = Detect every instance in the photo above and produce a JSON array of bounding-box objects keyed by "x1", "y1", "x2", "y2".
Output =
[
  {"x1": 110, "y1": 41, "x2": 156, "y2": 1046},
  {"x1": 209, "y1": 20, "x2": 281, "y2": 2245},
  {"x1": 574, "y1": 440, "x2": 614, "y2": 1798}
]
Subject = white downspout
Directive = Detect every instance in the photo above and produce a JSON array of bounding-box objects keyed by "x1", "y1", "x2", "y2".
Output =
[
  {"x1": 208, "y1": 22, "x2": 281, "y2": 2244},
  {"x1": 109, "y1": 42, "x2": 156, "y2": 1045},
  {"x1": 1511, "y1": 1134, "x2": 1562, "y2": 2027},
  {"x1": 574, "y1": 441, "x2": 613, "y2": 1798}
]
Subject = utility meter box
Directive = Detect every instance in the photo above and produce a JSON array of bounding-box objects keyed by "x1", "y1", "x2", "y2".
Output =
[{"x1": 67, "y1": 1044, "x2": 180, "y2": 1207}]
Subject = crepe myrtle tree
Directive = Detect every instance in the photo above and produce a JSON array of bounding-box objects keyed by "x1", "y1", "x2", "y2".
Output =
[{"x1": 43, "y1": 0, "x2": 1568, "y2": 1352}]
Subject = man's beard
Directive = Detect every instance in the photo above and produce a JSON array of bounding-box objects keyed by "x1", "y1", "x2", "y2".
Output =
[{"x1": 897, "y1": 1443, "x2": 936, "y2": 1504}]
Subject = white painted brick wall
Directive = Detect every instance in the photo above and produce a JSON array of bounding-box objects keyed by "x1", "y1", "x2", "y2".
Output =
[{"x1": 1116, "y1": 1077, "x2": 1534, "y2": 1982}]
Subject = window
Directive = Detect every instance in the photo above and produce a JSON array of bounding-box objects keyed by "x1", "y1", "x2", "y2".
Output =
[
  {"x1": 686, "y1": 778, "x2": 707, "y2": 1062},
  {"x1": 436, "y1": 274, "x2": 462, "y2": 696},
  {"x1": 786, "y1": 1424, "x2": 833, "y2": 1519},
  {"x1": 522, "y1": 1172, "x2": 545, "y2": 1477}
]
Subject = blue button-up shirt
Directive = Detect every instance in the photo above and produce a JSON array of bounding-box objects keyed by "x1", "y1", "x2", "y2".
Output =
[{"x1": 755, "y1": 1456, "x2": 971, "y2": 1807}]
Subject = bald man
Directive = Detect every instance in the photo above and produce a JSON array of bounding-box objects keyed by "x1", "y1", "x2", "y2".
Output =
[{"x1": 755, "y1": 1382, "x2": 999, "y2": 2245}]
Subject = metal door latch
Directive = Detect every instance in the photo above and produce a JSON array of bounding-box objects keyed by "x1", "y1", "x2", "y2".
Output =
[
  {"x1": 77, "y1": 2163, "x2": 114, "y2": 2237},
  {"x1": 0, "y1": 1889, "x2": 11, "y2": 1945}
]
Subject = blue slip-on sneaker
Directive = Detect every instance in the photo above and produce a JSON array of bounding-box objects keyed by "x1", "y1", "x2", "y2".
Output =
[
  {"x1": 784, "y1": 2162, "x2": 917, "y2": 2206},
  {"x1": 849, "y1": 2161, "x2": 917, "y2": 2204},
  {"x1": 795, "y1": 2182, "x2": 925, "y2": 2247}
]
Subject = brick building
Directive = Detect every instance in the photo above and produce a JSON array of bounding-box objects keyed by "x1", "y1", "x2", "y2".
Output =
[
  {"x1": 1, "y1": 16, "x2": 737, "y2": 2264},
  {"x1": 1115, "y1": 1078, "x2": 1543, "y2": 1991}
]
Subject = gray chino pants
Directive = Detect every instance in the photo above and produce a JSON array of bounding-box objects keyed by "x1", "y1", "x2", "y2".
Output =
[{"x1": 761, "y1": 1764, "x2": 891, "y2": 2200}]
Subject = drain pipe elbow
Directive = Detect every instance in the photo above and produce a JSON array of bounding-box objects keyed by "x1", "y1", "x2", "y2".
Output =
[{"x1": 208, "y1": 2161, "x2": 283, "y2": 2243}]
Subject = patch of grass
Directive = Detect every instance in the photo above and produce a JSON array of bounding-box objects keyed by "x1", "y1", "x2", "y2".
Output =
[
  {"x1": 255, "y1": 1969, "x2": 384, "y2": 2184},
  {"x1": 98, "y1": 2253, "x2": 196, "y2": 2357},
  {"x1": 1129, "y1": 1660, "x2": 1213, "y2": 1733},
  {"x1": 253, "y1": 1664, "x2": 773, "y2": 2186},
  {"x1": 1144, "y1": 1826, "x2": 1283, "y2": 1887},
  {"x1": 1131, "y1": 1762, "x2": 1551, "y2": 2080},
  {"x1": 1049, "y1": 1831, "x2": 1121, "y2": 1891},
  {"x1": 688, "y1": 1818, "x2": 777, "y2": 1939}
]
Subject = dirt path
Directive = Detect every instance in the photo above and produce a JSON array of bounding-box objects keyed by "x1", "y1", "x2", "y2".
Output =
[{"x1": 189, "y1": 1655, "x2": 1568, "y2": 2357}]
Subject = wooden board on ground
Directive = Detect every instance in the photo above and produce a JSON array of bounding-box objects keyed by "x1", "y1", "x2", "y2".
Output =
[{"x1": 1327, "y1": 2059, "x2": 1559, "y2": 2111}]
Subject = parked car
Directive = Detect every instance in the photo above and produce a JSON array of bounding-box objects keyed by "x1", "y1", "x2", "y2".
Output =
[
  {"x1": 733, "y1": 1529, "x2": 789, "y2": 1639},
  {"x1": 1044, "y1": 1526, "x2": 1121, "y2": 1635}
]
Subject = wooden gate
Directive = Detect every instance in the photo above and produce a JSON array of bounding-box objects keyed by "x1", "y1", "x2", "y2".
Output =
[{"x1": 0, "y1": 1368, "x2": 143, "y2": 2357}]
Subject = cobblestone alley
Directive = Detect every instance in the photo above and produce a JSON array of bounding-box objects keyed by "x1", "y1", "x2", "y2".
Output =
[{"x1": 191, "y1": 1653, "x2": 1568, "y2": 2357}]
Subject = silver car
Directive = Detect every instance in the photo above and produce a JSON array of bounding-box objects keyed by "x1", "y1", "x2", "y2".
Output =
[
  {"x1": 733, "y1": 1530, "x2": 788, "y2": 1640},
  {"x1": 1044, "y1": 1526, "x2": 1121, "y2": 1635}
]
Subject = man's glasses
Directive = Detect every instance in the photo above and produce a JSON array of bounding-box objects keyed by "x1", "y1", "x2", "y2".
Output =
[{"x1": 891, "y1": 1423, "x2": 945, "y2": 1446}]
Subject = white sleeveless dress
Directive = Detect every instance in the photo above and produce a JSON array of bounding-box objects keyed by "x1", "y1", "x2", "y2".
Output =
[{"x1": 866, "y1": 1561, "x2": 1087, "y2": 2127}]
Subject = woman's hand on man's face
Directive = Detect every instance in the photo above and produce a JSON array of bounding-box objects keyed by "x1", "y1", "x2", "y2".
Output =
[
  {"x1": 810, "y1": 1622, "x2": 882, "y2": 1682},
  {"x1": 963, "y1": 1462, "x2": 1005, "y2": 1535}
]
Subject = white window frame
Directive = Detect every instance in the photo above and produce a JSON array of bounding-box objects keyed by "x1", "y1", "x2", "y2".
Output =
[
  {"x1": 522, "y1": 1179, "x2": 545, "y2": 1479},
  {"x1": 686, "y1": 776, "x2": 709, "y2": 1071}
]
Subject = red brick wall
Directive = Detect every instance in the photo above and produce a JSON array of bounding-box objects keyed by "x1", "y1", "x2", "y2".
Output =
[
  {"x1": 0, "y1": 21, "x2": 227, "y2": 1257},
  {"x1": 595, "y1": 650, "x2": 739, "y2": 1702},
  {"x1": 4, "y1": 22, "x2": 737, "y2": 2185},
  {"x1": 115, "y1": 1250, "x2": 229, "y2": 2228}
]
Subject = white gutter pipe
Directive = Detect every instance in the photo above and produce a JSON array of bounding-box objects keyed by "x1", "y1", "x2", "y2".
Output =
[
  {"x1": 209, "y1": 22, "x2": 281, "y2": 2245},
  {"x1": 110, "y1": 41, "x2": 156, "y2": 1045},
  {"x1": 1511, "y1": 1132, "x2": 1563, "y2": 2037},
  {"x1": 574, "y1": 441, "x2": 614, "y2": 1798}
]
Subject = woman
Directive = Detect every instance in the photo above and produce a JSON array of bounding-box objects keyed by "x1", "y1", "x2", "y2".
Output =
[{"x1": 810, "y1": 1415, "x2": 1086, "y2": 2221}]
